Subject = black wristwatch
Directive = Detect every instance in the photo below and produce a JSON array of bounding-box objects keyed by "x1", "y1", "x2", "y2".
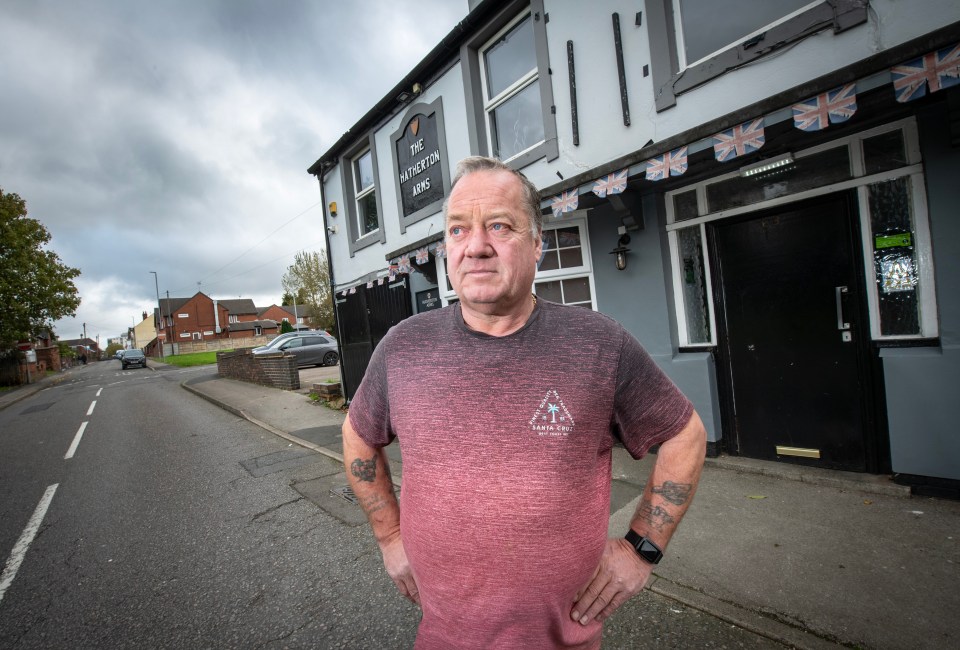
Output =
[{"x1": 625, "y1": 529, "x2": 663, "y2": 564}]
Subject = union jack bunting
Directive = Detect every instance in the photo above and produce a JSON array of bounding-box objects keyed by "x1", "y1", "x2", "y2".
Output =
[
  {"x1": 366, "y1": 281, "x2": 373, "y2": 289},
  {"x1": 791, "y1": 84, "x2": 857, "y2": 131},
  {"x1": 645, "y1": 147, "x2": 688, "y2": 181},
  {"x1": 591, "y1": 168, "x2": 628, "y2": 198},
  {"x1": 551, "y1": 190, "x2": 579, "y2": 217},
  {"x1": 415, "y1": 247, "x2": 429, "y2": 265},
  {"x1": 713, "y1": 119, "x2": 765, "y2": 162},
  {"x1": 398, "y1": 255, "x2": 412, "y2": 274},
  {"x1": 432, "y1": 240, "x2": 447, "y2": 258},
  {"x1": 388, "y1": 264, "x2": 398, "y2": 281},
  {"x1": 348, "y1": 287, "x2": 356, "y2": 294},
  {"x1": 377, "y1": 277, "x2": 384, "y2": 285},
  {"x1": 891, "y1": 42, "x2": 960, "y2": 103}
]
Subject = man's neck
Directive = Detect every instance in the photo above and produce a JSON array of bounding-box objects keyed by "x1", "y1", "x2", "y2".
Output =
[{"x1": 460, "y1": 295, "x2": 536, "y2": 337}]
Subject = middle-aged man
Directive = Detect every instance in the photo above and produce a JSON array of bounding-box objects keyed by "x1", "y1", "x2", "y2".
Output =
[{"x1": 343, "y1": 156, "x2": 707, "y2": 649}]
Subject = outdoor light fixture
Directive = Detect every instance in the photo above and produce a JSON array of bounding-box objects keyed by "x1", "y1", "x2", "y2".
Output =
[
  {"x1": 610, "y1": 234, "x2": 631, "y2": 271},
  {"x1": 740, "y1": 153, "x2": 794, "y2": 178}
]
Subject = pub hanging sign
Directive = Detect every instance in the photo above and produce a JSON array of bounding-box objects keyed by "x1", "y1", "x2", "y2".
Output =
[{"x1": 395, "y1": 109, "x2": 445, "y2": 218}]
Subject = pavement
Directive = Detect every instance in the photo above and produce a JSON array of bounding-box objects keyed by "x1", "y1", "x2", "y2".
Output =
[{"x1": 4, "y1": 362, "x2": 958, "y2": 649}]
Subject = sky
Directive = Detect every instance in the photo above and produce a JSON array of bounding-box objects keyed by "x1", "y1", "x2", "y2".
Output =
[{"x1": 0, "y1": 0, "x2": 468, "y2": 344}]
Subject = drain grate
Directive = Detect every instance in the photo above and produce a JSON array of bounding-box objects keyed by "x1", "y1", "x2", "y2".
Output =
[{"x1": 330, "y1": 484, "x2": 359, "y2": 504}]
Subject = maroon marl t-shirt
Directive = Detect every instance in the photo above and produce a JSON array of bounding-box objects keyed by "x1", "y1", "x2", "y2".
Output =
[{"x1": 349, "y1": 300, "x2": 693, "y2": 649}]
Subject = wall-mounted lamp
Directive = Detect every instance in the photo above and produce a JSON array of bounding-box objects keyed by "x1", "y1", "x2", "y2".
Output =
[
  {"x1": 412, "y1": 82, "x2": 423, "y2": 95},
  {"x1": 329, "y1": 201, "x2": 337, "y2": 217},
  {"x1": 610, "y1": 234, "x2": 631, "y2": 271},
  {"x1": 327, "y1": 225, "x2": 338, "y2": 235}
]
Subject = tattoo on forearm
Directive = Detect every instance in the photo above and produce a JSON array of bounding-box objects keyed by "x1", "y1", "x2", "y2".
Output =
[
  {"x1": 652, "y1": 481, "x2": 693, "y2": 506},
  {"x1": 360, "y1": 493, "x2": 389, "y2": 515},
  {"x1": 639, "y1": 503, "x2": 676, "y2": 532},
  {"x1": 350, "y1": 455, "x2": 377, "y2": 483}
]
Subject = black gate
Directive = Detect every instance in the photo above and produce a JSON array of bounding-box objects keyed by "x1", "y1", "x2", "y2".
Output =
[{"x1": 336, "y1": 277, "x2": 413, "y2": 400}]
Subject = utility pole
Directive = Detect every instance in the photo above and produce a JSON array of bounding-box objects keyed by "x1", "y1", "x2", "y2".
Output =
[
  {"x1": 167, "y1": 291, "x2": 176, "y2": 353},
  {"x1": 150, "y1": 271, "x2": 164, "y2": 360}
]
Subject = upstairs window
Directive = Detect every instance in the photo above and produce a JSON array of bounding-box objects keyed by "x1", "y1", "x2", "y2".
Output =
[
  {"x1": 463, "y1": 1, "x2": 558, "y2": 168},
  {"x1": 480, "y1": 12, "x2": 544, "y2": 162},
  {"x1": 353, "y1": 149, "x2": 379, "y2": 237},
  {"x1": 341, "y1": 136, "x2": 386, "y2": 256},
  {"x1": 675, "y1": 0, "x2": 815, "y2": 67}
]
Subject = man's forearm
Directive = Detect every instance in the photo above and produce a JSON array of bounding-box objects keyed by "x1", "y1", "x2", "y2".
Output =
[
  {"x1": 629, "y1": 411, "x2": 706, "y2": 549},
  {"x1": 342, "y1": 417, "x2": 401, "y2": 543}
]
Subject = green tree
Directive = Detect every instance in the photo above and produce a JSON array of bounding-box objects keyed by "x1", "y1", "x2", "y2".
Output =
[
  {"x1": 0, "y1": 189, "x2": 81, "y2": 350},
  {"x1": 279, "y1": 320, "x2": 295, "y2": 334},
  {"x1": 282, "y1": 250, "x2": 334, "y2": 331}
]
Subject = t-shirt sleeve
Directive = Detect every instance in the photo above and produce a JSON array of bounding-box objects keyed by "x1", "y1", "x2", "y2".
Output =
[
  {"x1": 347, "y1": 334, "x2": 395, "y2": 448},
  {"x1": 613, "y1": 330, "x2": 695, "y2": 459}
]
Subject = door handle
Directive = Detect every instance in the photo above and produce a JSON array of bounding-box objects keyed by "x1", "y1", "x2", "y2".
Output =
[{"x1": 835, "y1": 286, "x2": 850, "y2": 331}]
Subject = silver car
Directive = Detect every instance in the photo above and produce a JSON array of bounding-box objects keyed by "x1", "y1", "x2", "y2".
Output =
[{"x1": 254, "y1": 333, "x2": 339, "y2": 367}]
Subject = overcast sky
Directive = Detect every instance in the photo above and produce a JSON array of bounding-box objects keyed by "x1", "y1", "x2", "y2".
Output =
[{"x1": 0, "y1": 0, "x2": 468, "y2": 343}]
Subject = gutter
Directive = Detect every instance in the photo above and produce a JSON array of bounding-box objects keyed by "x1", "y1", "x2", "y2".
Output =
[{"x1": 315, "y1": 165, "x2": 346, "y2": 391}]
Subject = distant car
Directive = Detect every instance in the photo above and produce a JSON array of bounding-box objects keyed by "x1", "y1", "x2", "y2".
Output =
[
  {"x1": 115, "y1": 349, "x2": 126, "y2": 360},
  {"x1": 253, "y1": 333, "x2": 339, "y2": 367},
  {"x1": 121, "y1": 349, "x2": 147, "y2": 369}
]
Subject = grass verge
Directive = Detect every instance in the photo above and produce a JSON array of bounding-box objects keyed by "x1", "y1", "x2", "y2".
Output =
[{"x1": 156, "y1": 350, "x2": 229, "y2": 367}]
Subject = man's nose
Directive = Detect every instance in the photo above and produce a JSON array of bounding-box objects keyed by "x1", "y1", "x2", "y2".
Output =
[{"x1": 463, "y1": 226, "x2": 494, "y2": 256}]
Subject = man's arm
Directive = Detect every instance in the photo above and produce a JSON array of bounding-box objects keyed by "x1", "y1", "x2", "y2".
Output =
[
  {"x1": 342, "y1": 415, "x2": 420, "y2": 605},
  {"x1": 572, "y1": 410, "x2": 706, "y2": 625}
]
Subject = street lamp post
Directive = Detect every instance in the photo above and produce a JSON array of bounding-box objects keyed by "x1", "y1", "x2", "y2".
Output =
[{"x1": 150, "y1": 271, "x2": 164, "y2": 360}]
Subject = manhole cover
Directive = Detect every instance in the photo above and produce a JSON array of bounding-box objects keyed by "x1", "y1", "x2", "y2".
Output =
[{"x1": 330, "y1": 484, "x2": 359, "y2": 504}]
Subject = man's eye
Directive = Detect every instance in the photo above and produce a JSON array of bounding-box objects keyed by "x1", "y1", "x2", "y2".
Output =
[
  {"x1": 491, "y1": 223, "x2": 506, "y2": 231},
  {"x1": 450, "y1": 226, "x2": 463, "y2": 236}
]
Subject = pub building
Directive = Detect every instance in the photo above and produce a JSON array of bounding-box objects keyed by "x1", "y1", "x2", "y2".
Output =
[{"x1": 309, "y1": 0, "x2": 960, "y2": 493}]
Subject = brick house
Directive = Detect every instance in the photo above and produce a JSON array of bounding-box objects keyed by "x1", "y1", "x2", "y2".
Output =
[
  {"x1": 155, "y1": 292, "x2": 279, "y2": 346},
  {"x1": 258, "y1": 304, "x2": 311, "y2": 330}
]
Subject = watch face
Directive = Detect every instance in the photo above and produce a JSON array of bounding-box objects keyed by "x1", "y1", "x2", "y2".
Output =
[{"x1": 638, "y1": 538, "x2": 663, "y2": 564}]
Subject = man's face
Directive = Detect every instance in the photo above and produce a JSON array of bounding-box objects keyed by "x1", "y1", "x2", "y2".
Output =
[{"x1": 445, "y1": 169, "x2": 542, "y2": 312}]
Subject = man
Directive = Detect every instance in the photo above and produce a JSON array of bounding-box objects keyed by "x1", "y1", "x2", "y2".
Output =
[{"x1": 343, "y1": 156, "x2": 706, "y2": 649}]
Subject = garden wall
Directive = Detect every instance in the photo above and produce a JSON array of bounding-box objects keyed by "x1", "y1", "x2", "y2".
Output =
[{"x1": 216, "y1": 349, "x2": 300, "y2": 390}]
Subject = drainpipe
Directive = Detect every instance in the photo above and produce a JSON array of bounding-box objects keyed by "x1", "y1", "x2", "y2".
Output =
[{"x1": 214, "y1": 299, "x2": 221, "y2": 334}]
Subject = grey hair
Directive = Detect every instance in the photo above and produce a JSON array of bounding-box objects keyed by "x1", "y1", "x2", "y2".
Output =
[{"x1": 442, "y1": 156, "x2": 543, "y2": 240}]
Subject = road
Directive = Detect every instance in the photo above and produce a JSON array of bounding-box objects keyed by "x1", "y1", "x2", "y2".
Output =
[{"x1": 1, "y1": 361, "x2": 786, "y2": 648}]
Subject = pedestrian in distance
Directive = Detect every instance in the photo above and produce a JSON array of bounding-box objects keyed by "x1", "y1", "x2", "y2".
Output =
[{"x1": 342, "y1": 155, "x2": 707, "y2": 649}]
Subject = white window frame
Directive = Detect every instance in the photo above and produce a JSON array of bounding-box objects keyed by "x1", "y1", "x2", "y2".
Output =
[
  {"x1": 353, "y1": 148, "x2": 379, "y2": 239},
  {"x1": 671, "y1": 0, "x2": 821, "y2": 70},
  {"x1": 478, "y1": 10, "x2": 543, "y2": 164},
  {"x1": 665, "y1": 117, "x2": 938, "y2": 346}
]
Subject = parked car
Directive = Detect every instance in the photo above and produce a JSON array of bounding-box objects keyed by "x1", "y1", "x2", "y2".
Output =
[
  {"x1": 121, "y1": 349, "x2": 147, "y2": 369},
  {"x1": 251, "y1": 330, "x2": 330, "y2": 354},
  {"x1": 253, "y1": 333, "x2": 338, "y2": 367},
  {"x1": 115, "y1": 349, "x2": 126, "y2": 360}
]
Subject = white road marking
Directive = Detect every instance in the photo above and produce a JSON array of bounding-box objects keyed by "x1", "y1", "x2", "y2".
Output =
[
  {"x1": 96, "y1": 388, "x2": 103, "y2": 396},
  {"x1": 86, "y1": 401, "x2": 96, "y2": 416},
  {"x1": 0, "y1": 484, "x2": 59, "y2": 605},
  {"x1": 65, "y1": 422, "x2": 88, "y2": 460}
]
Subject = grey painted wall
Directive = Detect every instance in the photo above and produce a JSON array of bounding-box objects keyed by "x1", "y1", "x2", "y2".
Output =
[{"x1": 884, "y1": 100, "x2": 960, "y2": 479}]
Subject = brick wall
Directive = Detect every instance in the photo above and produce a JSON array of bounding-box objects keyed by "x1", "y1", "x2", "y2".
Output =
[
  {"x1": 174, "y1": 335, "x2": 271, "y2": 355},
  {"x1": 216, "y1": 349, "x2": 300, "y2": 390}
]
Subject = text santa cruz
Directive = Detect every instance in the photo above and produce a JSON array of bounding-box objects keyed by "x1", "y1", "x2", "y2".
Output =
[{"x1": 399, "y1": 138, "x2": 442, "y2": 197}]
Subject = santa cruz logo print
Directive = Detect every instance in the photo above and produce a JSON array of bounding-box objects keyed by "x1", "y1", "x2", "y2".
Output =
[{"x1": 529, "y1": 389, "x2": 576, "y2": 436}]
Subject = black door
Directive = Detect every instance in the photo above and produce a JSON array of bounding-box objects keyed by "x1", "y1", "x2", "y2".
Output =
[{"x1": 713, "y1": 193, "x2": 872, "y2": 471}]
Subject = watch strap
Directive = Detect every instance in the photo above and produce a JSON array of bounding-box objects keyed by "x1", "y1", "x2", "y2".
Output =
[{"x1": 625, "y1": 529, "x2": 663, "y2": 564}]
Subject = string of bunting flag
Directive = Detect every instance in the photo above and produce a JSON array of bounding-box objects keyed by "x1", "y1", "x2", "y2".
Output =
[
  {"x1": 336, "y1": 41, "x2": 958, "y2": 299},
  {"x1": 543, "y1": 39, "x2": 959, "y2": 212}
]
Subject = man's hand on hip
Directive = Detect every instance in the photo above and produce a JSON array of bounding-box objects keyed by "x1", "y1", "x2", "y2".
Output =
[{"x1": 571, "y1": 537, "x2": 652, "y2": 625}]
